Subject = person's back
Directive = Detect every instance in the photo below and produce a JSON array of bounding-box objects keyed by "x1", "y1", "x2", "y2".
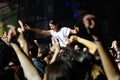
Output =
[{"x1": 0, "y1": 39, "x2": 17, "y2": 80}]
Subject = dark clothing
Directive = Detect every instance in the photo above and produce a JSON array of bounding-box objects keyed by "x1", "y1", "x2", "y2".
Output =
[
  {"x1": 33, "y1": 58, "x2": 47, "y2": 77},
  {"x1": 0, "y1": 66, "x2": 15, "y2": 80}
]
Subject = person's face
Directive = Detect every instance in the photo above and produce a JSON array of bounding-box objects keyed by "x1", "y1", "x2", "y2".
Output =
[{"x1": 49, "y1": 23, "x2": 58, "y2": 31}]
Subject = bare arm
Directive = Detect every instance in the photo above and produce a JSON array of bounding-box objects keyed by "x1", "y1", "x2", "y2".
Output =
[
  {"x1": 10, "y1": 43, "x2": 42, "y2": 80},
  {"x1": 8, "y1": 23, "x2": 42, "y2": 80},
  {"x1": 18, "y1": 20, "x2": 29, "y2": 56},
  {"x1": 95, "y1": 40, "x2": 120, "y2": 80},
  {"x1": 85, "y1": 23, "x2": 120, "y2": 80},
  {"x1": 69, "y1": 36, "x2": 97, "y2": 54},
  {"x1": 50, "y1": 37, "x2": 60, "y2": 64},
  {"x1": 25, "y1": 24, "x2": 51, "y2": 35}
]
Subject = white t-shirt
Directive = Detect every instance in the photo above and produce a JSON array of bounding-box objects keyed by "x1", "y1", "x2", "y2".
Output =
[{"x1": 50, "y1": 27, "x2": 71, "y2": 47}]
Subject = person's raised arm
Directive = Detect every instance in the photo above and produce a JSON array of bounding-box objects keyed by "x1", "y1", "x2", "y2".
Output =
[
  {"x1": 25, "y1": 23, "x2": 51, "y2": 35},
  {"x1": 85, "y1": 23, "x2": 120, "y2": 80},
  {"x1": 8, "y1": 24, "x2": 42, "y2": 80},
  {"x1": 69, "y1": 35, "x2": 97, "y2": 54},
  {"x1": 18, "y1": 20, "x2": 29, "y2": 55},
  {"x1": 10, "y1": 43, "x2": 42, "y2": 80},
  {"x1": 95, "y1": 39, "x2": 120, "y2": 80},
  {"x1": 50, "y1": 37, "x2": 60, "y2": 64}
]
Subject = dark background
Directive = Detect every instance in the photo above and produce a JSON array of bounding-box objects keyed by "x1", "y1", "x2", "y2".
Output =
[{"x1": 2, "y1": 0, "x2": 120, "y2": 46}]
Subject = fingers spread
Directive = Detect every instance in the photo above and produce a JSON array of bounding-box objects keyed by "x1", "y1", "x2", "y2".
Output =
[{"x1": 18, "y1": 20, "x2": 24, "y2": 31}]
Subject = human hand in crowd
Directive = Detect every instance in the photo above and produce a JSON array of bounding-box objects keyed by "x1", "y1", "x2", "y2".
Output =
[
  {"x1": 7, "y1": 20, "x2": 29, "y2": 56},
  {"x1": 17, "y1": 20, "x2": 31, "y2": 30},
  {"x1": 84, "y1": 16, "x2": 120, "y2": 80},
  {"x1": 34, "y1": 39, "x2": 39, "y2": 47},
  {"x1": 52, "y1": 37, "x2": 60, "y2": 51},
  {"x1": 24, "y1": 24, "x2": 31, "y2": 30},
  {"x1": 50, "y1": 37, "x2": 60, "y2": 52},
  {"x1": 8, "y1": 20, "x2": 42, "y2": 80},
  {"x1": 50, "y1": 37, "x2": 60, "y2": 64},
  {"x1": 68, "y1": 35, "x2": 78, "y2": 43},
  {"x1": 17, "y1": 20, "x2": 27, "y2": 47},
  {"x1": 111, "y1": 40, "x2": 118, "y2": 49},
  {"x1": 74, "y1": 25, "x2": 79, "y2": 32},
  {"x1": 7, "y1": 21, "x2": 25, "y2": 44}
]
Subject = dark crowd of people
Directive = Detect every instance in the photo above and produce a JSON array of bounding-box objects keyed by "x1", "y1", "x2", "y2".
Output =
[{"x1": 0, "y1": 9, "x2": 120, "y2": 80}]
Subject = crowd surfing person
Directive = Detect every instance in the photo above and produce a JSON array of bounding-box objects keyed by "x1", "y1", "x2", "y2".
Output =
[{"x1": 24, "y1": 19, "x2": 79, "y2": 48}]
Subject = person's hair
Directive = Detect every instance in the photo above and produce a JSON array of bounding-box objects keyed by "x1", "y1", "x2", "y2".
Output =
[
  {"x1": 49, "y1": 19, "x2": 58, "y2": 25},
  {"x1": 28, "y1": 41, "x2": 38, "y2": 58},
  {"x1": 39, "y1": 44, "x2": 49, "y2": 59},
  {"x1": 45, "y1": 60, "x2": 87, "y2": 80},
  {"x1": 72, "y1": 51, "x2": 107, "y2": 80},
  {"x1": 60, "y1": 46, "x2": 78, "y2": 61},
  {"x1": 73, "y1": 51, "x2": 95, "y2": 69},
  {"x1": 49, "y1": 18, "x2": 62, "y2": 30},
  {"x1": 44, "y1": 61, "x2": 72, "y2": 80}
]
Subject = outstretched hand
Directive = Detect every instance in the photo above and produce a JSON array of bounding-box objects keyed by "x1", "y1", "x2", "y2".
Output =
[
  {"x1": 24, "y1": 24, "x2": 31, "y2": 30},
  {"x1": 17, "y1": 20, "x2": 25, "y2": 39},
  {"x1": 17, "y1": 20, "x2": 27, "y2": 47},
  {"x1": 69, "y1": 36, "x2": 78, "y2": 42},
  {"x1": 18, "y1": 20, "x2": 25, "y2": 32},
  {"x1": 7, "y1": 20, "x2": 26, "y2": 45},
  {"x1": 8, "y1": 20, "x2": 29, "y2": 55},
  {"x1": 74, "y1": 25, "x2": 79, "y2": 32},
  {"x1": 111, "y1": 40, "x2": 117, "y2": 49}
]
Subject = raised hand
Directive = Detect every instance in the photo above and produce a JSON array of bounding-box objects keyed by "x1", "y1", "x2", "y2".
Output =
[
  {"x1": 17, "y1": 20, "x2": 26, "y2": 47},
  {"x1": 18, "y1": 20, "x2": 28, "y2": 55},
  {"x1": 74, "y1": 25, "x2": 79, "y2": 32},
  {"x1": 18, "y1": 20, "x2": 25, "y2": 31},
  {"x1": 68, "y1": 35, "x2": 78, "y2": 43},
  {"x1": 111, "y1": 40, "x2": 117, "y2": 49},
  {"x1": 24, "y1": 24, "x2": 31, "y2": 30},
  {"x1": 7, "y1": 24, "x2": 17, "y2": 42}
]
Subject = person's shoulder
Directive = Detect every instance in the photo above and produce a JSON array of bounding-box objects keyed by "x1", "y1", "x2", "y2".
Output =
[{"x1": 61, "y1": 27, "x2": 70, "y2": 29}]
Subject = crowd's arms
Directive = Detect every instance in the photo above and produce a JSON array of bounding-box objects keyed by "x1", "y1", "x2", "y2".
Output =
[
  {"x1": 49, "y1": 37, "x2": 60, "y2": 64},
  {"x1": 93, "y1": 36, "x2": 120, "y2": 80},
  {"x1": 18, "y1": 20, "x2": 29, "y2": 55},
  {"x1": 25, "y1": 23, "x2": 79, "y2": 35},
  {"x1": 85, "y1": 22, "x2": 120, "y2": 80},
  {"x1": 69, "y1": 35, "x2": 97, "y2": 54},
  {"x1": 7, "y1": 21, "x2": 42, "y2": 80}
]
